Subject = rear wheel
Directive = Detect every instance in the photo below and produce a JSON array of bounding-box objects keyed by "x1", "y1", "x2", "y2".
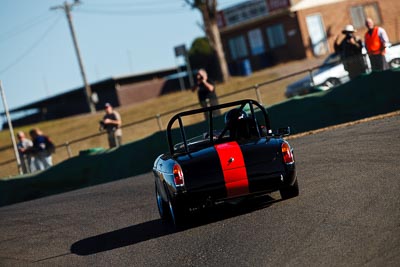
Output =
[
  {"x1": 280, "y1": 180, "x2": 299, "y2": 200},
  {"x1": 166, "y1": 192, "x2": 187, "y2": 227},
  {"x1": 389, "y1": 58, "x2": 400, "y2": 69},
  {"x1": 321, "y1": 78, "x2": 341, "y2": 89},
  {"x1": 155, "y1": 183, "x2": 169, "y2": 220}
]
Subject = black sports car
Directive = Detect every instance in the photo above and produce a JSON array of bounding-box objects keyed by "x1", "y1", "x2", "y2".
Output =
[{"x1": 153, "y1": 99, "x2": 298, "y2": 226}]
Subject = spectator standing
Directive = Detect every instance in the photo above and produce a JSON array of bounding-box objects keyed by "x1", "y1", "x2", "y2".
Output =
[
  {"x1": 101, "y1": 103, "x2": 122, "y2": 148},
  {"x1": 16, "y1": 131, "x2": 35, "y2": 173},
  {"x1": 28, "y1": 128, "x2": 54, "y2": 171},
  {"x1": 334, "y1": 24, "x2": 367, "y2": 79},
  {"x1": 192, "y1": 68, "x2": 220, "y2": 119},
  {"x1": 364, "y1": 17, "x2": 390, "y2": 71}
]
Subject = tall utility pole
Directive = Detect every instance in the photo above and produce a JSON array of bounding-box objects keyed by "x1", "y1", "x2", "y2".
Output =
[
  {"x1": 51, "y1": 0, "x2": 96, "y2": 113},
  {"x1": 0, "y1": 81, "x2": 23, "y2": 175}
]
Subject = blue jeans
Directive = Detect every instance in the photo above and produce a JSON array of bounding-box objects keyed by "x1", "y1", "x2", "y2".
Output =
[{"x1": 34, "y1": 152, "x2": 52, "y2": 171}]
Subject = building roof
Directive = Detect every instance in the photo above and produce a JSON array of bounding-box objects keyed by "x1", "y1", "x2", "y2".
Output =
[
  {"x1": 4, "y1": 67, "x2": 179, "y2": 114},
  {"x1": 290, "y1": 0, "x2": 346, "y2": 11},
  {"x1": 110, "y1": 66, "x2": 177, "y2": 81}
]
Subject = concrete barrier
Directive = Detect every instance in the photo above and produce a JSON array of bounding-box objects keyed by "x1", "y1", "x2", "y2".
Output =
[
  {"x1": 1, "y1": 69, "x2": 399, "y2": 207},
  {"x1": 0, "y1": 131, "x2": 168, "y2": 206}
]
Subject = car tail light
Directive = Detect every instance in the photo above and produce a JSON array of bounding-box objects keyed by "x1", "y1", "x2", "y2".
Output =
[
  {"x1": 281, "y1": 142, "x2": 294, "y2": 164},
  {"x1": 173, "y1": 164, "x2": 185, "y2": 187}
]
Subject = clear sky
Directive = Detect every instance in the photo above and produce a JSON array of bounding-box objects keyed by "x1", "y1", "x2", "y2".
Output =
[{"x1": 0, "y1": 0, "x2": 243, "y2": 114}]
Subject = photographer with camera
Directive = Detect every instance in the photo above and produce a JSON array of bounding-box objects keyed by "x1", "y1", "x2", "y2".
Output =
[
  {"x1": 192, "y1": 68, "x2": 220, "y2": 120},
  {"x1": 334, "y1": 24, "x2": 367, "y2": 80},
  {"x1": 100, "y1": 103, "x2": 122, "y2": 148}
]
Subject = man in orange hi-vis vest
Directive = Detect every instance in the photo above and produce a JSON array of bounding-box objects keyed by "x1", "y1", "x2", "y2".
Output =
[{"x1": 365, "y1": 17, "x2": 390, "y2": 71}]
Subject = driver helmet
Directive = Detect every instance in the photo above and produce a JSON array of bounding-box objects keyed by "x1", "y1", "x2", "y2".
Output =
[{"x1": 224, "y1": 108, "x2": 247, "y2": 125}]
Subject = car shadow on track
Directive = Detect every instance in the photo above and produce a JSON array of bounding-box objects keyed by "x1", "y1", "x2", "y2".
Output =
[
  {"x1": 70, "y1": 194, "x2": 281, "y2": 256},
  {"x1": 70, "y1": 219, "x2": 175, "y2": 256}
]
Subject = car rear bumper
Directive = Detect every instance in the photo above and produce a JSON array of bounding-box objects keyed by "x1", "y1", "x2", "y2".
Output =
[{"x1": 173, "y1": 165, "x2": 296, "y2": 209}]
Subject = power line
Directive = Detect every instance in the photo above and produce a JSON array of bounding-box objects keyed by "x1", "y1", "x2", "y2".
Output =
[
  {"x1": 85, "y1": 0, "x2": 241, "y2": 9},
  {"x1": 0, "y1": 12, "x2": 57, "y2": 42},
  {"x1": 0, "y1": 16, "x2": 62, "y2": 75},
  {"x1": 75, "y1": 0, "x2": 242, "y2": 17},
  {"x1": 0, "y1": 11, "x2": 49, "y2": 36},
  {"x1": 86, "y1": 0, "x2": 184, "y2": 8},
  {"x1": 75, "y1": 7, "x2": 189, "y2": 16},
  {"x1": 72, "y1": 0, "x2": 188, "y2": 16}
]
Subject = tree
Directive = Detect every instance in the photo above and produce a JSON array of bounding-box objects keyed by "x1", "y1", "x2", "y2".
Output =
[
  {"x1": 185, "y1": 0, "x2": 230, "y2": 82},
  {"x1": 189, "y1": 37, "x2": 220, "y2": 81}
]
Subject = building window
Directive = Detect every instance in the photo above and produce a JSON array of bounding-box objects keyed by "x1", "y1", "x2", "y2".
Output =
[
  {"x1": 306, "y1": 14, "x2": 329, "y2": 56},
  {"x1": 350, "y1": 2, "x2": 381, "y2": 29},
  {"x1": 266, "y1": 24, "x2": 286, "y2": 49},
  {"x1": 248, "y1": 29, "x2": 265, "y2": 55},
  {"x1": 228, "y1": 35, "x2": 248, "y2": 60}
]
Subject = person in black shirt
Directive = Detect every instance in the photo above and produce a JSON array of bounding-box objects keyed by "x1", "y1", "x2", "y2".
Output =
[
  {"x1": 101, "y1": 103, "x2": 122, "y2": 148},
  {"x1": 334, "y1": 24, "x2": 367, "y2": 79},
  {"x1": 192, "y1": 68, "x2": 220, "y2": 119}
]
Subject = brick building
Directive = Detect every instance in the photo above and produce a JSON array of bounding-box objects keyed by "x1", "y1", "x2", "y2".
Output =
[{"x1": 218, "y1": 0, "x2": 400, "y2": 74}]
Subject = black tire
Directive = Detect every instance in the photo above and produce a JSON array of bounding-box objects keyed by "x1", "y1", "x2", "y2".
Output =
[
  {"x1": 389, "y1": 58, "x2": 400, "y2": 69},
  {"x1": 166, "y1": 192, "x2": 187, "y2": 227},
  {"x1": 322, "y1": 78, "x2": 341, "y2": 88},
  {"x1": 280, "y1": 180, "x2": 299, "y2": 200},
  {"x1": 155, "y1": 183, "x2": 169, "y2": 221}
]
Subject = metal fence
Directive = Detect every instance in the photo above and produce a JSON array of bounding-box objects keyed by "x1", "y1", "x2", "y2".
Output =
[{"x1": 0, "y1": 65, "x2": 322, "y2": 176}]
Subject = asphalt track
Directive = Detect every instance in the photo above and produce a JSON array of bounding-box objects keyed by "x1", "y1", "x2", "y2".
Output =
[{"x1": 0, "y1": 114, "x2": 399, "y2": 266}]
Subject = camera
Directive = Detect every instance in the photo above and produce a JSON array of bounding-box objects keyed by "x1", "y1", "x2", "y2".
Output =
[
  {"x1": 99, "y1": 120, "x2": 105, "y2": 131},
  {"x1": 345, "y1": 33, "x2": 353, "y2": 39}
]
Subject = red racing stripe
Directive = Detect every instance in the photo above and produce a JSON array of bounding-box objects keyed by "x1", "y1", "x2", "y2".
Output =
[{"x1": 214, "y1": 141, "x2": 249, "y2": 198}]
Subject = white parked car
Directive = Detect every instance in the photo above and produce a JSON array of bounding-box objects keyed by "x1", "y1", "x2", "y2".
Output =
[{"x1": 285, "y1": 44, "x2": 400, "y2": 98}]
